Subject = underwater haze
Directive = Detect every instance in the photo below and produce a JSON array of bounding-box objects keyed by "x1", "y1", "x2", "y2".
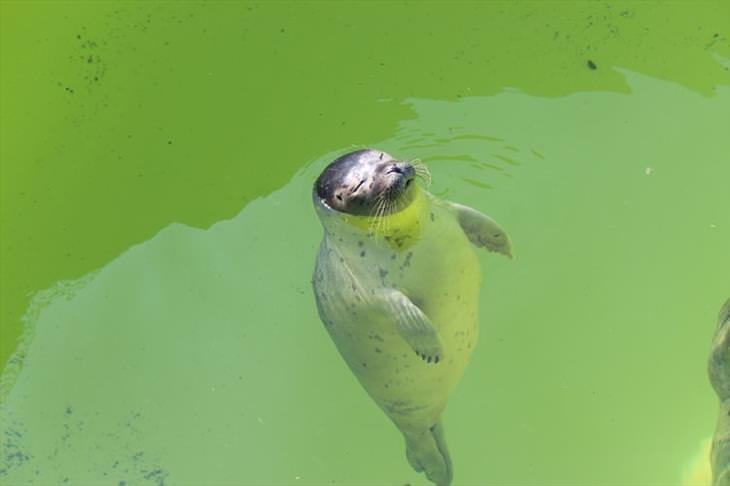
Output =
[{"x1": 1, "y1": 1, "x2": 729, "y2": 485}]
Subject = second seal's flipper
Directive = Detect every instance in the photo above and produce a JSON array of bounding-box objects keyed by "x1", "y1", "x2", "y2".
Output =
[
  {"x1": 448, "y1": 202, "x2": 512, "y2": 258},
  {"x1": 709, "y1": 298, "x2": 730, "y2": 485},
  {"x1": 709, "y1": 298, "x2": 730, "y2": 400},
  {"x1": 404, "y1": 419, "x2": 453, "y2": 486},
  {"x1": 382, "y1": 288, "x2": 443, "y2": 363}
]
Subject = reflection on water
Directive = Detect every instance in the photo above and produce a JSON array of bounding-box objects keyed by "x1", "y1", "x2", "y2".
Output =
[{"x1": 1, "y1": 69, "x2": 729, "y2": 484}]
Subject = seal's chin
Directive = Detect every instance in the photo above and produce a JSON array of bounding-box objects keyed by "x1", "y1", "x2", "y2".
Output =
[{"x1": 377, "y1": 176, "x2": 417, "y2": 215}]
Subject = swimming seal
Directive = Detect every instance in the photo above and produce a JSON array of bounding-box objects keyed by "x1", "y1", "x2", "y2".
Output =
[{"x1": 311, "y1": 149, "x2": 512, "y2": 486}]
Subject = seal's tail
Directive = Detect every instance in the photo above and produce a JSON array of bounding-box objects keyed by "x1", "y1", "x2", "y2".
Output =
[{"x1": 404, "y1": 419, "x2": 453, "y2": 486}]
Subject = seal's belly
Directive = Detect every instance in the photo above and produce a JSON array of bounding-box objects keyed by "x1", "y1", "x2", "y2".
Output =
[{"x1": 315, "y1": 215, "x2": 480, "y2": 427}]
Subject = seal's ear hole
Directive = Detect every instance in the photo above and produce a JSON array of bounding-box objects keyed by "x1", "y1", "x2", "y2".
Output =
[{"x1": 335, "y1": 194, "x2": 343, "y2": 201}]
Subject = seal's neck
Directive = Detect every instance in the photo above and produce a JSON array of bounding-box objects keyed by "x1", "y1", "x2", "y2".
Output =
[{"x1": 314, "y1": 187, "x2": 428, "y2": 250}]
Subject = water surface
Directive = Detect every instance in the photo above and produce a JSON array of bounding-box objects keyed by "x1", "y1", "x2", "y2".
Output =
[{"x1": 1, "y1": 2, "x2": 729, "y2": 485}]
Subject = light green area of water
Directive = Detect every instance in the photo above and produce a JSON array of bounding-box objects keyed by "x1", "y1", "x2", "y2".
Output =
[{"x1": 1, "y1": 1, "x2": 729, "y2": 484}]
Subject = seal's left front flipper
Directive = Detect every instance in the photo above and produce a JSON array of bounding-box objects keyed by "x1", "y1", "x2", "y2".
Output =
[
  {"x1": 381, "y1": 289, "x2": 443, "y2": 363},
  {"x1": 448, "y1": 202, "x2": 513, "y2": 258}
]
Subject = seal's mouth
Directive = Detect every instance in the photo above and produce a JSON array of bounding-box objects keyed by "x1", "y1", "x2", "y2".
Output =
[
  {"x1": 366, "y1": 165, "x2": 417, "y2": 220},
  {"x1": 384, "y1": 165, "x2": 415, "y2": 197},
  {"x1": 372, "y1": 168, "x2": 412, "y2": 211}
]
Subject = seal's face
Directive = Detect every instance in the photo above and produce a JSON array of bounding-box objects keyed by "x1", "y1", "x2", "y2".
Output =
[{"x1": 315, "y1": 149, "x2": 417, "y2": 216}]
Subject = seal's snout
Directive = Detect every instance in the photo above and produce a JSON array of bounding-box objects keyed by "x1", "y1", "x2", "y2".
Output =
[
  {"x1": 386, "y1": 163, "x2": 416, "y2": 187},
  {"x1": 387, "y1": 163, "x2": 415, "y2": 177}
]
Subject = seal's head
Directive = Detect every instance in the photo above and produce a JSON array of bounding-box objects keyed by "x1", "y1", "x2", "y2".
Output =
[{"x1": 315, "y1": 149, "x2": 418, "y2": 216}]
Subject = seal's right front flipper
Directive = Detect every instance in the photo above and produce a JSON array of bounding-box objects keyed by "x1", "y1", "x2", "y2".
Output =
[
  {"x1": 382, "y1": 289, "x2": 443, "y2": 363},
  {"x1": 448, "y1": 202, "x2": 513, "y2": 258}
]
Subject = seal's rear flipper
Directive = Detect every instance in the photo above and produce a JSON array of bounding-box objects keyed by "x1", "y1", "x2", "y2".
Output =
[
  {"x1": 404, "y1": 420, "x2": 453, "y2": 486},
  {"x1": 448, "y1": 202, "x2": 512, "y2": 258}
]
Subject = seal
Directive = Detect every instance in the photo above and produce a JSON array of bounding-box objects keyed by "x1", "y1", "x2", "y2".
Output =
[
  {"x1": 709, "y1": 298, "x2": 730, "y2": 484},
  {"x1": 312, "y1": 149, "x2": 512, "y2": 486}
]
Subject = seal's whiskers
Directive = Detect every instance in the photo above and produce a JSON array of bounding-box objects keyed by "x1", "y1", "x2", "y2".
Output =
[
  {"x1": 411, "y1": 159, "x2": 432, "y2": 186},
  {"x1": 369, "y1": 195, "x2": 387, "y2": 235}
]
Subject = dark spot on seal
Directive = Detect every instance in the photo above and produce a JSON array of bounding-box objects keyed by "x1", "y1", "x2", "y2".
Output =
[
  {"x1": 374, "y1": 347, "x2": 382, "y2": 353},
  {"x1": 394, "y1": 235, "x2": 410, "y2": 248},
  {"x1": 360, "y1": 250, "x2": 366, "y2": 257},
  {"x1": 402, "y1": 251, "x2": 413, "y2": 268},
  {"x1": 358, "y1": 241, "x2": 364, "y2": 246},
  {"x1": 587, "y1": 59, "x2": 597, "y2": 70},
  {"x1": 430, "y1": 212, "x2": 435, "y2": 222},
  {"x1": 362, "y1": 362, "x2": 368, "y2": 368},
  {"x1": 379, "y1": 268, "x2": 388, "y2": 279}
]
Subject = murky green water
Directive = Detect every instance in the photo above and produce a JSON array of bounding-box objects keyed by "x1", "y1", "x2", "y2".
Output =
[{"x1": 1, "y1": 2, "x2": 729, "y2": 484}]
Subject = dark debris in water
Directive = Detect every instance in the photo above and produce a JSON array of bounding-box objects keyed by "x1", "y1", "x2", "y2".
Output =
[{"x1": 587, "y1": 59, "x2": 597, "y2": 70}]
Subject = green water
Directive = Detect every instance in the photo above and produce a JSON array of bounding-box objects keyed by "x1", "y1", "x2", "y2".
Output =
[{"x1": 1, "y1": 1, "x2": 729, "y2": 484}]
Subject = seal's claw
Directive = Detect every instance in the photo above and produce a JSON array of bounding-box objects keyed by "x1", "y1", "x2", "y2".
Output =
[{"x1": 415, "y1": 350, "x2": 441, "y2": 364}]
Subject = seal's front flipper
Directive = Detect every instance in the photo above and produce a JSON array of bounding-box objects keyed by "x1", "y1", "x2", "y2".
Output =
[
  {"x1": 448, "y1": 202, "x2": 513, "y2": 258},
  {"x1": 382, "y1": 289, "x2": 443, "y2": 363}
]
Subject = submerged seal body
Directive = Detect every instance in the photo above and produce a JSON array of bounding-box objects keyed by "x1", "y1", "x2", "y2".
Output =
[{"x1": 312, "y1": 149, "x2": 511, "y2": 486}]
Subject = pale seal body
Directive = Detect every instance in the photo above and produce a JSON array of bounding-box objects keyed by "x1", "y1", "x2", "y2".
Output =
[{"x1": 312, "y1": 149, "x2": 511, "y2": 486}]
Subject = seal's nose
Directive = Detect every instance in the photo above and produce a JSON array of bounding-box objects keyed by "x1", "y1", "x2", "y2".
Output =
[{"x1": 387, "y1": 163, "x2": 415, "y2": 179}]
